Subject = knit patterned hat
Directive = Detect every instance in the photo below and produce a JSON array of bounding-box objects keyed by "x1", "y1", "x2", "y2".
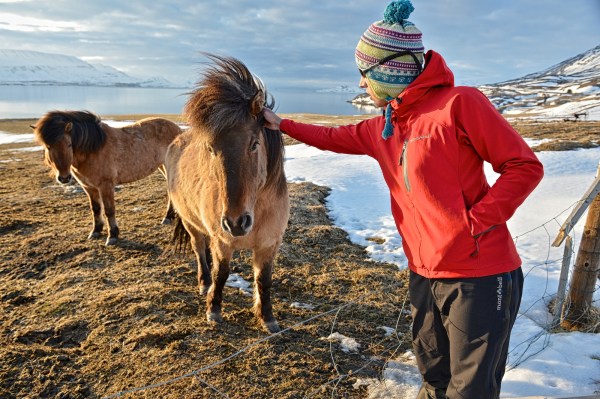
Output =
[{"x1": 355, "y1": 0, "x2": 424, "y2": 100}]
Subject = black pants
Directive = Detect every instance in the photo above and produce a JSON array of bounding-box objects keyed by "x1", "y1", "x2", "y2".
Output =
[{"x1": 409, "y1": 268, "x2": 523, "y2": 399}]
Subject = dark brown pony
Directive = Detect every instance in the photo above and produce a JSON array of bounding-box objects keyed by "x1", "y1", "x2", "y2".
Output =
[
  {"x1": 166, "y1": 55, "x2": 288, "y2": 333},
  {"x1": 33, "y1": 111, "x2": 182, "y2": 245}
]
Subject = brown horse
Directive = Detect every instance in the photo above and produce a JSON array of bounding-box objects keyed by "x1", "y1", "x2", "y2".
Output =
[
  {"x1": 166, "y1": 55, "x2": 289, "y2": 333},
  {"x1": 33, "y1": 110, "x2": 182, "y2": 245}
]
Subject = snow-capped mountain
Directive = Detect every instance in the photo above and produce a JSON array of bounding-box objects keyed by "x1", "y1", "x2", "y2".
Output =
[
  {"x1": 478, "y1": 45, "x2": 600, "y2": 120},
  {"x1": 350, "y1": 45, "x2": 600, "y2": 120},
  {"x1": 0, "y1": 49, "x2": 175, "y2": 88}
]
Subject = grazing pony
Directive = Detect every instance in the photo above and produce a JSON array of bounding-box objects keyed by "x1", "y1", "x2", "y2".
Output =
[
  {"x1": 33, "y1": 111, "x2": 182, "y2": 245},
  {"x1": 166, "y1": 55, "x2": 289, "y2": 333}
]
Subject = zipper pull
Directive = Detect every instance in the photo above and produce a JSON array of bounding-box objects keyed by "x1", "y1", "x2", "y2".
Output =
[{"x1": 398, "y1": 140, "x2": 408, "y2": 165}]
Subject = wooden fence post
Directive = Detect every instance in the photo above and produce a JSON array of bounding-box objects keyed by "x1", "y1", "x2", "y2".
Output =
[
  {"x1": 552, "y1": 162, "x2": 600, "y2": 329},
  {"x1": 561, "y1": 163, "x2": 600, "y2": 330},
  {"x1": 552, "y1": 236, "x2": 573, "y2": 327}
]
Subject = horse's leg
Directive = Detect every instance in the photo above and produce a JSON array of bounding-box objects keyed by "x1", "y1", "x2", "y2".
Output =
[
  {"x1": 82, "y1": 186, "x2": 104, "y2": 240},
  {"x1": 206, "y1": 243, "x2": 232, "y2": 324},
  {"x1": 187, "y1": 227, "x2": 211, "y2": 295},
  {"x1": 98, "y1": 183, "x2": 119, "y2": 246},
  {"x1": 158, "y1": 165, "x2": 175, "y2": 225},
  {"x1": 252, "y1": 245, "x2": 280, "y2": 333},
  {"x1": 162, "y1": 195, "x2": 176, "y2": 225}
]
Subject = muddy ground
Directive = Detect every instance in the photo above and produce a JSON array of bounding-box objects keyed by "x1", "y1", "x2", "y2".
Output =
[{"x1": 0, "y1": 115, "x2": 598, "y2": 399}]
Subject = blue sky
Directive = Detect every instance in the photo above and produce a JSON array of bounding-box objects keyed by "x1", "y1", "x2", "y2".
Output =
[{"x1": 1, "y1": 0, "x2": 599, "y2": 89}]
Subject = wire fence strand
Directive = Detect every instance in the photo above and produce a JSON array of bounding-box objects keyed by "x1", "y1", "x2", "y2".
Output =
[{"x1": 101, "y1": 194, "x2": 598, "y2": 398}]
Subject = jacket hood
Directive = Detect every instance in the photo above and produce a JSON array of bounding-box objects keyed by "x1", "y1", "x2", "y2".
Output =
[{"x1": 393, "y1": 50, "x2": 454, "y2": 108}]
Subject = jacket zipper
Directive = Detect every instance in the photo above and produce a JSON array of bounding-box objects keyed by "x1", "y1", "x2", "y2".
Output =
[
  {"x1": 470, "y1": 225, "x2": 498, "y2": 257},
  {"x1": 398, "y1": 139, "x2": 411, "y2": 192},
  {"x1": 473, "y1": 225, "x2": 498, "y2": 239}
]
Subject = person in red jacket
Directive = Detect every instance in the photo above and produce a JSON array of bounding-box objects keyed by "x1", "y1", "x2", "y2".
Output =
[{"x1": 263, "y1": 1, "x2": 544, "y2": 398}]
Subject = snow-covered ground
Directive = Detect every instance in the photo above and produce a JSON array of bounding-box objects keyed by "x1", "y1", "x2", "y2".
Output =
[
  {"x1": 3, "y1": 126, "x2": 599, "y2": 398},
  {"x1": 284, "y1": 143, "x2": 600, "y2": 398}
]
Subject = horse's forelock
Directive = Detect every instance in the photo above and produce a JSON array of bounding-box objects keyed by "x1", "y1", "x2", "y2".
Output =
[
  {"x1": 35, "y1": 111, "x2": 105, "y2": 153},
  {"x1": 34, "y1": 111, "x2": 68, "y2": 146},
  {"x1": 184, "y1": 54, "x2": 275, "y2": 133}
]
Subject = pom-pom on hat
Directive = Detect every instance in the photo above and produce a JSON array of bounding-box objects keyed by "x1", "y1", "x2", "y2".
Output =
[{"x1": 355, "y1": 0, "x2": 424, "y2": 101}]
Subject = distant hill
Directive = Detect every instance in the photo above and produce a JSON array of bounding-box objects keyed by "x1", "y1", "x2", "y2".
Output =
[
  {"x1": 316, "y1": 85, "x2": 364, "y2": 94},
  {"x1": 479, "y1": 45, "x2": 600, "y2": 120},
  {"x1": 0, "y1": 49, "x2": 176, "y2": 88},
  {"x1": 349, "y1": 45, "x2": 600, "y2": 121}
]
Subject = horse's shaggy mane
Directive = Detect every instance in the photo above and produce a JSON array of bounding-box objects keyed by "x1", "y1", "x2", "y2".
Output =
[
  {"x1": 185, "y1": 54, "x2": 286, "y2": 194},
  {"x1": 34, "y1": 110, "x2": 106, "y2": 153},
  {"x1": 184, "y1": 54, "x2": 269, "y2": 133}
]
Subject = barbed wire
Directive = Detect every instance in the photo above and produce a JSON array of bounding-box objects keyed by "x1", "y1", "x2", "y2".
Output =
[
  {"x1": 507, "y1": 194, "x2": 599, "y2": 369},
  {"x1": 303, "y1": 291, "x2": 412, "y2": 399},
  {"x1": 102, "y1": 299, "x2": 361, "y2": 398},
  {"x1": 100, "y1": 194, "x2": 597, "y2": 398}
]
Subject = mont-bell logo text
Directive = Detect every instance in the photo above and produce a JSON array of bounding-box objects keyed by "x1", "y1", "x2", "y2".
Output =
[
  {"x1": 496, "y1": 277, "x2": 503, "y2": 311},
  {"x1": 409, "y1": 134, "x2": 432, "y2": 142}
]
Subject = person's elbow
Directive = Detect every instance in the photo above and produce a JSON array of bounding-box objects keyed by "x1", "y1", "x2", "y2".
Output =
[
  {"x1": 532, "y1": 157, "x2": 544, "y2": 184},
  {"x1": 525, "y1": 157, "x2": 544, "y2": 190}
]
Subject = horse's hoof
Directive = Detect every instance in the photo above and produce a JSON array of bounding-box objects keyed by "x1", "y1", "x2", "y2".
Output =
[
  {"x1": 161, "y1": 218, "x2": 172, "y2": 225},
  {"x1": 206, "y1": 312, "x2": 223, "y2": 324},
  {"x1": 105, "y1": 237, "x2": 118, "y2": 246},
  {"x1": 88, "y1": 232, "x2": 102, "y2": 240},
  {"x1": 199, "y1": 285, "x2": 210, "y2": 295},
  {"x1": 263, "y1": 320, "x2": 281, "y2": 333}
]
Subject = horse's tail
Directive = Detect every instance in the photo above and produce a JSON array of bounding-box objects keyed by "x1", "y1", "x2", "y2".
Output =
[{"x1": 172, "y1": 214, "x2": 190, "y2": 256}]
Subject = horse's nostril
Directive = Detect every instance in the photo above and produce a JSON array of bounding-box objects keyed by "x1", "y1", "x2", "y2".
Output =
[
  {"x1": 221, "y1": 214, "x2": 252, "y2": 236},
  {"x1": 239, "y1": 213, "x2": 253, "y2": 232},
  {"x1": 221, "y1": 216, "x2": 232, "y2": 234}
]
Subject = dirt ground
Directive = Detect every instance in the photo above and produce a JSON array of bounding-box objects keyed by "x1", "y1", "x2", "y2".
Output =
[{"x1": 0, "y1": 115, "x2": 598, "y2": 399}]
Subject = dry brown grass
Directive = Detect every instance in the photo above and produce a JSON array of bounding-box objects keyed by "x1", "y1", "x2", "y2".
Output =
[
  {"x1": 0, "y1": 114, "x2": 597, "y2": 398},
  {"x1": 511, "y1": 120, "x2": 600, "y2": 151},
  {"x1": 0, "y1": 143, "x2": 408, "y2": 398}
]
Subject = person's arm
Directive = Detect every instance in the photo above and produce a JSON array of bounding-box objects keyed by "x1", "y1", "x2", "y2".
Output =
[
  {"x1": 456, "y1": 89, "x2": 544, "y2": 236},
  {"x1": 263, "y1": 108, "x2": 383, "y2": 157}
]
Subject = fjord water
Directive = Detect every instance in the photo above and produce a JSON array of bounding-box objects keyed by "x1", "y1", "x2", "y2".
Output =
[{"x1": 0, "y1": 86, "x2": 378, "y2": 118}]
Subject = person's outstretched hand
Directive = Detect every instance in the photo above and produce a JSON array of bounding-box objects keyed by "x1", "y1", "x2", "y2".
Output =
[{"x1": 263, "y1": 108, "x2": 282, "y2": 131}]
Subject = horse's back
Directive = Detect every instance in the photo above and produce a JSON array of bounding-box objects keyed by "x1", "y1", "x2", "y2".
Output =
[
  {"x1": 107, "y1": 117, "x2": 182, "y2": 155},
  {"x1": 130, "y1": 117, "x2": 182, "y2": 143},
  {"x1": 96, "y1": 118, "x2": 182, "y2": 184}
]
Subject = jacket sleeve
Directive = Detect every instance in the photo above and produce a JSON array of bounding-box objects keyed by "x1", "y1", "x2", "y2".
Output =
[
  {"x1": 279, "y1": 117, "x2": 384, "y2": 158},
  {"x1": 456, "y1": 89, "x2": 544, "y2": 236}
]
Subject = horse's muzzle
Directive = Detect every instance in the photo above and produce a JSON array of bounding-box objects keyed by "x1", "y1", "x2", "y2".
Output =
[
  {"x1": 57, "y1": 174, "x2": 73, "y2": 184},
  {"x1": 221, "y1": 213, "x2": 253, "y2": 237}
]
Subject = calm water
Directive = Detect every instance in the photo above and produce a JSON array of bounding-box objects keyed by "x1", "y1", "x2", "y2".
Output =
[{"x1": 0, "y1": 85, "x2": 379, "y2": 119}]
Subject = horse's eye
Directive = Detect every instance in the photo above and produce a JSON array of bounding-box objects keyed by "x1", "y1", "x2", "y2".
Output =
[
  {"x1": 250, "y1": 141, "x2": 259, "y2": 152},
  {"x1": 207, "y1": 145, "x2": 215, "y2": 156}
]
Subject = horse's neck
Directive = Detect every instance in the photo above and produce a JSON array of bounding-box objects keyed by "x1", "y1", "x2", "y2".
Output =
[{"x1": 71, "y1": 151, "x2": 87, "y2": 168}]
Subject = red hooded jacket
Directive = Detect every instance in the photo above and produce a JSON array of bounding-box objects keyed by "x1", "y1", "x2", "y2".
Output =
[{"x1": 280, "y1": 50, "x2": 544, "y2": 278}]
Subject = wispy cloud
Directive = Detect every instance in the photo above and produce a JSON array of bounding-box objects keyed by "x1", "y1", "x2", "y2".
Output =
[
  {"x1": 0, "y1": 0, "x2": 599, "y2": 88},
  {"x1": 0, "y1": 12, "x2": 87, "y2": 32}
]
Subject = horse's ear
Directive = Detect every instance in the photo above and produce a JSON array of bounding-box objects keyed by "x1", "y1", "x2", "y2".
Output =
[
  {"x1": 64, "y1": 122, "x2": 73, "y2": 134},
  {"x1": 29, "y1": 124, "x2": 36, "y2": 130},
  {"x1": 250, "y1": 90, "x2": 265, "y2": 117}
]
